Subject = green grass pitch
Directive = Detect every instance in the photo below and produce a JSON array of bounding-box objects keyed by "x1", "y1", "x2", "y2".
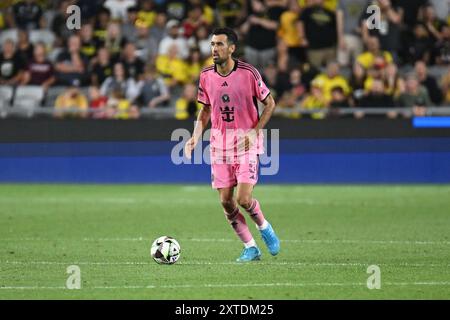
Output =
[{"x1": 0, "y1": 184, "x2": 449, "y2": 299}]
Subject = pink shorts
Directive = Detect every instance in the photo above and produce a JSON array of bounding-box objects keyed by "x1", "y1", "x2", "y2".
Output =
[{"x1": 211, "y1": 155, "x2": 259, "y2": 189}]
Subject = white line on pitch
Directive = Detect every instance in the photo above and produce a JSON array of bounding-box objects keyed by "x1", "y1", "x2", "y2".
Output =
[
  {"x1": 385, "y1": 282, "x2": 450, "y2": 286},
  {"x1": 0, "y1": 196, "x2": 420, "y2": 206},
  {"x1": 0, "y1": 286, "x2": 66, "y2": 290},
  {"x1": 187, "y1": 238, "x2": 450, "y2": 245},
  {"x1": 1, "y1": 282, "x2": 450, "y2": 290},
  {"x1": 2, "y1": 237, "x2": 449, "y2": 246},
  {"x1": 1, "y1": 261, "x2": 449, "y2": 267}
]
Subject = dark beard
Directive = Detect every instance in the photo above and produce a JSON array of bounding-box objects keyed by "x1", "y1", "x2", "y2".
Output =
[{"x1": 213, "y1": 56, "x2": 227, "y2": 66}]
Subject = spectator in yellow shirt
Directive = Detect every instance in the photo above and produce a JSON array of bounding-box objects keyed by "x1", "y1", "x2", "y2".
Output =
[
  {"x1": 277, "y1": 0, "x2": 306, "y2": 70},
  {"x1": 312, "y1": 61, "x2": 351, "y2": 103},
  {"x1": 54, "y1": 83, "x2": 88, "y2": 118},
  {"x1": 188, "y1": 0, "x2": 214, "y2": 25},
  {"x1": 363, "y1": 59, "x2": 404, "y2": 99},
  {"x1": 356, "y1": 36, "x2": 393, "y2": 70},
  {"x1": 175, "y1": 83, "x2": 202, "y2": 120},
  {"x1": 137, "y1": 0, "x2": 156, "y2": 28},
  {"x1": 186, "y1": 48, "x2": 203, "y2": 84},
  {"x1": 301, "y1": 79, "x2": 328, "y2": 119},
  {"x1": 155, "y1": 44, "x2": 189, "y2": 87},
  {"x1": 107, "y1": 87, "x2": 140, "y2": 120}
]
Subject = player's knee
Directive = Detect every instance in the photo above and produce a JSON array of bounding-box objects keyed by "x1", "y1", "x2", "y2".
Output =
[
  {"x1": 223, "y1": 208, "x2": 238, "y2": 222},
  {"x1": 220, "y1": 198, "x2": 234, "y2": 211},
  {"x1": 236, "y1": 196, "x2": 252, "y2": 210}
]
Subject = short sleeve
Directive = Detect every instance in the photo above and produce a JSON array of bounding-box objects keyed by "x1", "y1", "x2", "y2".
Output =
[
  {"x1": 197, "y1": 72, "x2": 210, "y2": 105},
  {"x1": 253, "y1": 69, "x2": 271, "y2": 102}
]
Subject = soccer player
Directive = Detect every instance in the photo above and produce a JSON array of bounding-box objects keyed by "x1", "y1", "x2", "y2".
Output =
[{"x1": 184, "y1": 27, "x2": 280, "y2": 262}]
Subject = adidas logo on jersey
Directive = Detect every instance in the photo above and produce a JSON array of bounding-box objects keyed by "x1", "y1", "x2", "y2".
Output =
[{"x1": 221, "y1": 81, "x2": 228, "y2": 87}]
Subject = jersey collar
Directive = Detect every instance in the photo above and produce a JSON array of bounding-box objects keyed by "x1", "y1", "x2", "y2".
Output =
[{"x1": 214, "y1": 58, "x2": 238, "y2": 77}]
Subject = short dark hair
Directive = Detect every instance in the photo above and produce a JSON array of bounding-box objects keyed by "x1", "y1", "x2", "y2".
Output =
[{"x1": 212, "y1": 27, "x2": 238, "y2": 46}]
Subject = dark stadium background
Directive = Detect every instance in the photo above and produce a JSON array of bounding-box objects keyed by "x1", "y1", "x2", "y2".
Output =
[
  {"x1": 0, "y1": 0, "x2": 449, "y2": 184},
  {"x1": 0, "y1": 118, "x2": 449, "y2": 183}
]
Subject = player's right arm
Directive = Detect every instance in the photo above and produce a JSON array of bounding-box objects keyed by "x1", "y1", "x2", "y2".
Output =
[
  {"x1": 184, "y1": 105, "x2": 211, "y2": 159},
  {"x1": 185, "y1": 71, "x2": 212, "y2": 159}
]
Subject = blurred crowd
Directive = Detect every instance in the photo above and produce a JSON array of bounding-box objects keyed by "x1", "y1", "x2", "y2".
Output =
[{"x1": 0, "y1": 0, "x2": 449, "y2": 119}]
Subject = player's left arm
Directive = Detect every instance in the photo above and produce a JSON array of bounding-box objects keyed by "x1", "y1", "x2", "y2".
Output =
[
  {"x1": 254, "y1": 94, "x2": 276, "y2": 135},
  {"x1": 243, "y1": 70, "x2": 276, "y2": 151},
  {"x1": 243, "y1": 94, "x2": 276, "y2": 151}
]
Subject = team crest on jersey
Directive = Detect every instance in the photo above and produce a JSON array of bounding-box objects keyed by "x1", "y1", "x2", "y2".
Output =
[
  {"x1": 220, "y1": 106, "x2": 234, "y2": 122},
  {"x1": 220, "y1": 94, "x2": 234, "y2": 122}
]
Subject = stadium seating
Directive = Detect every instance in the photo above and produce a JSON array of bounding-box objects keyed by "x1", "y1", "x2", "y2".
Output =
[
  {"x1": 29, "y1": 30, "x2": 56, "y2": 48},
  {"x1": 0, "y1": 1, "x2": 448, "y2": 120},
  {"x1": 0, "y1": 29, "x2": 18, "y2": 48},
  {"x1": 0, "y1": 86, "x2": 14, "y2": 118},
  {"x1": 12, "y1": 86, "x2": 45, "y2": 118},
  {"x1": 44, "y1": 86, "x2": 66, "y2": 107}
]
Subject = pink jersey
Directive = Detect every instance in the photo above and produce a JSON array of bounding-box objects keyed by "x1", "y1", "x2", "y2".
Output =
[{"x1": 197, "y1": 59, "x2": 270, "y2": 162}]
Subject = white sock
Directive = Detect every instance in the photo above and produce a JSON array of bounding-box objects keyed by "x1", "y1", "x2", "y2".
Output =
[
  {"x1": 244, "y1": 239, "x2": 257, "y2": 248},
  {"x1": 257, "y1": 219, "x2": 269, "y2": 231}
]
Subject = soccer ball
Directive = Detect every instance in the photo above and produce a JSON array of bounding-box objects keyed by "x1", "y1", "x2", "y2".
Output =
[{"x1": 150, "y1": 236, "x2": 181, "y2": 264}]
